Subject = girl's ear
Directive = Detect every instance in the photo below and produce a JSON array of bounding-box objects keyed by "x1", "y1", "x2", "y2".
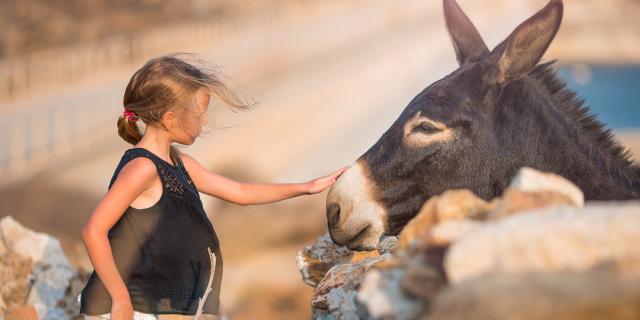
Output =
[{"x1": 161, "y1": 110, "x2": 178, "y2": 131}]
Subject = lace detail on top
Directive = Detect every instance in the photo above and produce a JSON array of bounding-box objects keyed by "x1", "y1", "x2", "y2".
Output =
[
  {"x1": 165, "y1": 168, "x2": 187, "y2": 194},
  {"x1": 110, "y1": 148, "x2": 201, "y2": 205}
]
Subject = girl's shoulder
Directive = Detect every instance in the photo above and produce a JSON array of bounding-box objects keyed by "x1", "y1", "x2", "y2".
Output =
[
  {"x1": 109, "y1": 148, "x2": 201, "y2": 204},
  {"x1": 120, "y1": 148, "x2": 163, "y2": 170},
  {"x1": 108, "y1": 148, "x2": 160, "y2": 190},
  {"x1": 107, "y1": 156, "x2": 157, "y2": 193},
  {"x1": 175, "y1": 152, "x2": 206, "y2": 173}
]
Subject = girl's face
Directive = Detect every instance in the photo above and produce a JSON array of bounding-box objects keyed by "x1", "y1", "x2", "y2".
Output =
[{"x1": 173, "y1": 88, "x2": 211, "y2": 145}]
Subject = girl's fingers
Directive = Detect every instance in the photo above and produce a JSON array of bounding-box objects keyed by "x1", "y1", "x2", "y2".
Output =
[
  {"x1": 333, "y1": 166, "x2": 348, "y2": 177},
  {"x1": 314, "y1": 166, "x2": 347, "y2": 189}
]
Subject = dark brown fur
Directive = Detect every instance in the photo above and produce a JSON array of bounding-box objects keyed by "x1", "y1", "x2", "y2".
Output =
[{"x1": 356, "y1": 0, "x2": 639, "y2": 235}]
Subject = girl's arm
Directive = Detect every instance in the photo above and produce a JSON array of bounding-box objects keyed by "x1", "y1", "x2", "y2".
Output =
[
  {"x1": 81, "y1": 158, "x2": 157, "y2": 303},
  {"x1": 180, "y1": 153, "x2": 347, "y2": 206}
]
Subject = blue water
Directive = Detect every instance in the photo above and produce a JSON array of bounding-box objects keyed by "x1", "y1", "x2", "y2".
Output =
[{"x1": 556, "y1": 64, "x2": 640, "y2": 130}]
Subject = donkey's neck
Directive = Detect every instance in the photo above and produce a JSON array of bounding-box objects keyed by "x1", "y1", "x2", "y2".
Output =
[{"x1": 505, "y1": 63, "x2": 640, "y2": 200}]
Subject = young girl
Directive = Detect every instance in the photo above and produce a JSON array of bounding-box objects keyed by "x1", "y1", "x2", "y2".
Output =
[{"x1": 78, "y1": 53, "x2": 347, "y2": 320}]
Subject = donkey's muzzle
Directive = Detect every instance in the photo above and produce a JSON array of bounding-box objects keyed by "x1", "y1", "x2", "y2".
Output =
[{"x1": 326, "y1": 202, "x2": 341, "y2": 228}]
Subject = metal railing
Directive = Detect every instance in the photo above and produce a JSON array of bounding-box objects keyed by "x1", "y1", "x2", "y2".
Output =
[
  {"x1": 0, "y1": 7, "x2": 284, "y2": 185},
  {"x1": 0, "y1": 0, "x2": 436, "y2": 186},
  {"x1": 0, "y1": 9, "x2": 280, "y2": 104}
]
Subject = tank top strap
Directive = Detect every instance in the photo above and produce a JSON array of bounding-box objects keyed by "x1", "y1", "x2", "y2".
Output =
[
  {"x1": 108, "y1": 147, "x2": 201, "y2": 204},
  {"x1": 171, "y1": 152, "x2": 201, "y2": 202},
  {"x1": 108, "y1": 148, "x2": 161, "y2": 189},
  {"x1": 173, "y1": 153, "x2": 197, "y2": 188}
]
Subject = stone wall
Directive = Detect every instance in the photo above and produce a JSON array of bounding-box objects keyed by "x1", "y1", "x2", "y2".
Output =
[{"x1": 298, "y1": 167, "x2": 640, "y2": 320}]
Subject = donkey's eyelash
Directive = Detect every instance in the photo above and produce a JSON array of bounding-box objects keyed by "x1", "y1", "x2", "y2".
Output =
[{"x1": 411, "y1": 122, "x2": 441, "y2": 134}]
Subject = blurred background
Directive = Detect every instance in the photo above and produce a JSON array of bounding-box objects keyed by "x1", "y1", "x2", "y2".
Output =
[{"x1": 0, "y1": 0, "x2": 638, "y2": 318}]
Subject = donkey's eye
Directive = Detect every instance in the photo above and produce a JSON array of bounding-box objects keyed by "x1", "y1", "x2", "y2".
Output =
[{"x1": 412, "y1": 122, "x2": 440, "y2": 134}]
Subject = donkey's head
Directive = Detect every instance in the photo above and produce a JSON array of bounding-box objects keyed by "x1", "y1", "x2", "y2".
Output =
[{"x1": 326, "y1": 0, "x2": 565, "y2": 250}]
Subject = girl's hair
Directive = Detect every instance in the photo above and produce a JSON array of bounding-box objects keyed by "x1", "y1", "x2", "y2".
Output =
[{"x1": 117, "y1": 52, "x2": 253, "y2": 163}]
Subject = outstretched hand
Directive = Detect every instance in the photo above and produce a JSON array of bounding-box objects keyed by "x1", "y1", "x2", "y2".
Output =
[{"x1": 307, "y1": 166, "x2": 349, "y2": 194}]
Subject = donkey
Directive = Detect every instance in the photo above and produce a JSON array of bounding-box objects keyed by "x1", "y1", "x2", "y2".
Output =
[{"x1": 326, "y1": 0, "x2": 640, "y2": 251}]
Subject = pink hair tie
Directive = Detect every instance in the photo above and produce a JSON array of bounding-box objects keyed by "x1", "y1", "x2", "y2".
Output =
[{"x1": 123, "y1": 109, "x2": 138, "y2": 122}]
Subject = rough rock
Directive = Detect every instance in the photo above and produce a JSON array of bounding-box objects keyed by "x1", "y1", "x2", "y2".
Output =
[
  {"x1": 312, "y1": 264, "x2": 367, "y2": 311},
  {"x1": 311, "y1": 255, "x2": 387, "y2": 311},
  {"x1": 488, "y1": 167, "x2": 585, "y2": 220},
  {"x1": 57, "y1": 272, "x2": 89, "y2": 320},
  {"x1": 428, "y1": 220, "x2": 481, "y2": 247},
  {"x1": 399, "y1": 255, "x2": 446, "y2": 304},
  {"x1": 356, "y1": 268, "x2": 423, "y2": 320},
  {"x1": 508, "y1": 167, "x2": 585, "y2": 207},
  {"x1": 0, "y1": 235, "x2": 33, "y2": 314},
  {"x1": 0, "y1": 216, "x2": 78, "y2": 320},
  {"x1": 377, "y1": 236, "x2": 399, "y2": 255},
  {"x1": 351, "y1": 251, "x2": 381, "y2": 263},
  {"x1": 445, "y1": 202, "x2": 640, "y2": 283},
  {"x1": 4, "y1": 304, "x2": 38, "y2": 320},
  {"x1": 297, "y1": 233, "x2": 353, "y2": 287},
  {"x1": 302, "y1": 166, "x2": 640, "y2": 320},
  {"x1": 488, "y1": 188, "x2": 576, "y2": 220},
  {"x1": 400, "y1": 168, "x2": 586, "y2": 250},
  {"x1": 321, "y1": 288, "x2": 363, "y2": 320},
  {"x1": 398, "y1": 190, "x2": 492, "y2": 250},
  {"x1": 429, "y1": 270, "x2": 640, "y2": 320}
]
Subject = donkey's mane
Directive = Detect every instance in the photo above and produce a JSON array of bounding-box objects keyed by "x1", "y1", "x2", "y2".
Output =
[{"x1": 530, "y1": 61, "x2": 640, "y2": 180}]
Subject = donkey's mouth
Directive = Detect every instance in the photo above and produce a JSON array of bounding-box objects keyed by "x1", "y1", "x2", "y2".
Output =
[{"x1": 346, "y1": 225, "x2": 376, "y2": 251}]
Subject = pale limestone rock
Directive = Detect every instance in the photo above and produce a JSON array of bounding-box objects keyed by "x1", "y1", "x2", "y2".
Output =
[
  {"x1": 507, "y1": 167, "x2": 584, "y2": 207},
  {"x1": 356, "y1": 268, "x2": 423, "y2": 320},
  {"x1": 297, "y1": 233, "x2": 353, "y2": 287},
  {"x1": 429, "y1": 270, "x2": 640, "y2": 320},
  {"x1": 312, "y1": 263, "x2": 366, "y2": 310},
  {"x1": 399, "y1": 255, "x2": 446, "y2": 304},
  {"x1": 488, "y1": 188, "x2": 576, "y2": 220},
  {"x1": 311, "y1": 256, "x2": 386, "y2": 311},
  {"x1": 3, "y1": 304, "x2": 38, "y2": 320},
  {"x1": 429, "y1": 220, "x2": 481, "y2": 246},
  {"x1": 325, "y1": 288, "x2": 361, "y2": 320},
  {"x1": 0, "y1": 237, "x2": 33, "y2": 311},
  {"x1": 445, "y1": 202, "x2": 640, "y2": 284},
  {"x1": 351, "y1": 251, "x2": 381, "y2": 264},
  {"x1": 0, "y1": 216, "x2": 76, "y2": 320},
  {"x1": 398, "y1": 190, "x2": 491, "y2": 250},
  {"x1": 0, "y1": 233, "x2": 6, "y2": 255},
  {"x1": 306, "y1": 168, "x2": 636, "y2": 320},
  {"x1": 377, "y1": 236, "x2": 399, "y2": 254},
  {"x1": 488, "y1": 167, "x2": 586, "y2": 220}
]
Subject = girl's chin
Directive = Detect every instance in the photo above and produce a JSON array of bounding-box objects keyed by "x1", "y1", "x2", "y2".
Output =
[{"x1": 174, "y1": 138, "x2": 195, "y2": 145}]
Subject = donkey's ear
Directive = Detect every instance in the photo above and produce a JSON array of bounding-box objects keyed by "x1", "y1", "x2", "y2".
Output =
[
  {"x1": 486, "y1": 0, "x2": 563, "y2": 84},
  {"x1": 443, "y1": 0, "x2": 489, "y2": 65}
]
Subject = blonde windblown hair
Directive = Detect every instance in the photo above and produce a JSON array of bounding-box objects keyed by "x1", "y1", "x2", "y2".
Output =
[{"x1": 117, "y1": 53, "x2": 253, "y2": 163}]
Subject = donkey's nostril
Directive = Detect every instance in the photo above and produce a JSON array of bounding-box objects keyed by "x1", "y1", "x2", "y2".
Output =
[{"x1": 327, "y1": 202, "x2": 341, "y2": 227}]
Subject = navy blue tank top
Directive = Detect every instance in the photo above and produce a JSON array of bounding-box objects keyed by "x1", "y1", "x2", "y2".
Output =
[{"x1": 79, "y1": 147, "x2": 223, "y2": 316}]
